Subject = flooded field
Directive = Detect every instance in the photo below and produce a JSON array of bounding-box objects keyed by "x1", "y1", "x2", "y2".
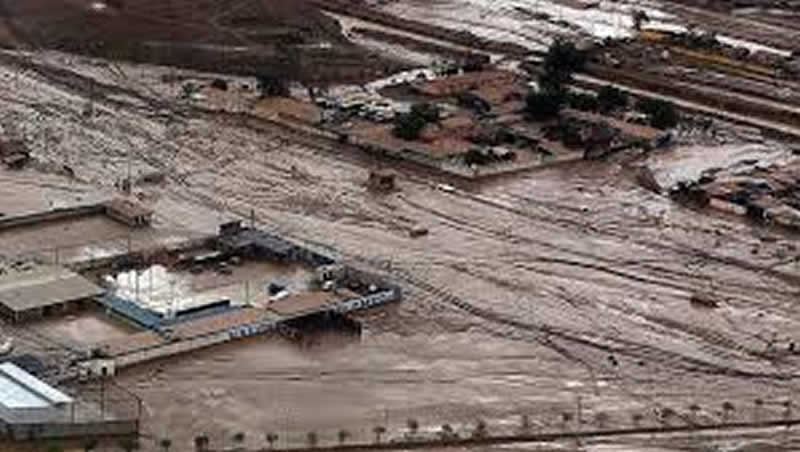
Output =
[
  {"x1": 29, "y1": 311, "x2": 139, "y2": 347},
  {"x1": 0, "y1": 23, "x2": 799, "y2": 452}
]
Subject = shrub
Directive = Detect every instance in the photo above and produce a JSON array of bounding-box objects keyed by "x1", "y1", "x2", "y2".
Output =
[
  {"x1": 596, "y1": 85, "x2": 628, "y2": 113},
  {"x1": 567, "y1": 92, "x2": 599, "y2": 112},
  {"x1": 637, "y1": 98, "x2": 679, "y2": 129},
  {"x1": 392, "y1": 112, "x2": 428, "y2": 140}
]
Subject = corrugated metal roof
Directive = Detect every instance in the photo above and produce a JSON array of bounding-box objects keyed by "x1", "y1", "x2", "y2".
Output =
[
  {"x1": 0, "y1": 265, "x2": 103, "y2": 313},
  {"x1": 0, "y1": 363, "x2": 72, "y2": 408}
]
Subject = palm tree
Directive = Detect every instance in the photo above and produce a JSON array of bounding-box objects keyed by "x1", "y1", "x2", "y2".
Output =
[
  {"x1": 194, "y1": 435, "x2": 209, "y2": 452},
  {"x1": 660, "y1": 407, "x2": 676, "y2": 426},
  {"x1": 406, "y1": 418, "x2": 419, "y2": 436},
  {"x1": 519, "y1": 414, "x2": 531, "y2": 433},
  {"x1": 561, "y1": 412, "x2": 574, "y2": 430},
  {"x1": 632, "y1": 10, "x2": 650, "y2": 32},
  {"x1": 688, "y1": 404, "x2": 701, "y2": 425},
  {"x1": 306, "y1": 431, "x2": 318, "y2": 448},
  {"x1": 119, "y1": 437, "x2": 140, "y2": 452},
  {"x1": 373, "y1": 425, "x2": 387, "y2": 444},
  {"x1": 337, "y1": 429, "x2": 351, "y2": 445},
  {"x1": 159, "y1": 438, "x2": 172, "y2": 452},
  {"x1": 721, "y1": 401, "x2": 735, "y2": 423},
  {"x1": 232, "y1": 432, "x2": 246, "y2": 450},
  {"x1": 438, "y1": 424, "x2": 455, "y2": 441},
  {"x1": 472, "y1": 419, "x2": 488, "y2": 439},
  {"x1": 593, "y1": 412, "x2": 610, "y2": 429},
  {"x1": 754, "y1": 398, "x2": 764, "y2": 422},
  {"x1": 264, "y1": 432, "x2": 278, "y2": 450},
  {"x1": 83, "y1": 439, "x2": 98, "y2": 452}
]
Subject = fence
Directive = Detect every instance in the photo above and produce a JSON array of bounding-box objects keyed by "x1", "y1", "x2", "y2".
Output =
[{"x1": 171, "y1": 389, "x2": 800, "y2": 452}]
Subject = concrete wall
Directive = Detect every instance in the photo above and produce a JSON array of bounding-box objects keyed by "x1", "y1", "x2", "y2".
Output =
[
  {"x1": 0, "y1": 204, "x2": 105, "y2": 233},
  {"x1": 2, "y1": 419, "x2": 137, "y2": 440},
  {"x1": 113, "y1": 330, "x2": 231, "y2": 368}
]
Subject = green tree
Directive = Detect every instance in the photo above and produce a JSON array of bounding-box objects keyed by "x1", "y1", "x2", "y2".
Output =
[
  {"x1": 83, "y1": 439, "x2": 98, "y2": 452},
  {"x1": 410, "y1": 103, "x2": 441, "y2": 123},
  {"x1": 526, "y1": 90, "x2": 564, "y2": 121},
  {"x1": 392, "y1": 112, "x2": 428, "y2": 140},
  {"x1": 256, "y1": 75, "x2": 289, "y2": 97},
  {"x1": 567, "y1": 92, "x2": 599, "y2": 112},
  {"x1": 637, "y1": 98, "x2": 679, "y2": 129},
  {"x1": 596, "y1": 85, "x2": 628, "y2": 113},
  {"x1": 542, "y1": 38, "x2": 586, "y2": 91},
  {"x1": 45, "y1": 443, "x2": 63, "y2": 452}
]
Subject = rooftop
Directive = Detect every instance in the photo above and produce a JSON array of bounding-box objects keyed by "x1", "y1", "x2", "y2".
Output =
[
  {"x1": 0, "y1": 264, "x2": 104, "y2": 313},
  {"x1": 0, "y1": 362, "x2": 72, "y2": 409}
]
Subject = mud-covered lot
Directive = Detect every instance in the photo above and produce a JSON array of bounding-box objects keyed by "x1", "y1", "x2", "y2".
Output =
[{"x1": 3, "y1": 50, "x2": 800, "y2": 451}]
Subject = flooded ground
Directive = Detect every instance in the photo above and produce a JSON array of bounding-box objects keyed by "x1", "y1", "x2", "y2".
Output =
[
  {"x1": 1, "y1": 45, "x2": 800, "y2": 452},
  {"x1": 29, "y1": 311, "x2": 138, "y2": 347}
]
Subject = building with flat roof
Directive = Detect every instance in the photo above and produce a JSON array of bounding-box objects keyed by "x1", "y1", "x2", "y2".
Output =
[
  {"x1": 0, "y1": 362, "x2": 73, "y2": 410},
  {"x1": 0, "y1": 264, "x2": 104, "y2": 322}
]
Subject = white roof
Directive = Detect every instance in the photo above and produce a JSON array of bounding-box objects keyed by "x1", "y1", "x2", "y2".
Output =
[{"x1": 0, "y1": 363, "x2": 72, "y2": 408}]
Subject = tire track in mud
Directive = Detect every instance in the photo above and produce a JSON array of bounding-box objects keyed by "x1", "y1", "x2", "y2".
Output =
[
  {"x1": 394, "y1": 196, "x2": 800, "y2": 379},
  {"x1": 400, "y1": 194, "x2": 797, "y2": 303}
]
